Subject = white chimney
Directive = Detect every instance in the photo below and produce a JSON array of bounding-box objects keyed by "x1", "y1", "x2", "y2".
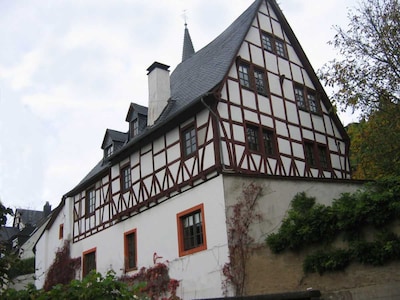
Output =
[{"x1": 147, "y1": 62, "x2": 171, "y2": 126}]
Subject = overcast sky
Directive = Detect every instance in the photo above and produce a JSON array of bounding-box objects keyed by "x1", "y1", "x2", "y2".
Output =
[{"x1": 0, "y1": 0, "x2": 359, "y2": 214}]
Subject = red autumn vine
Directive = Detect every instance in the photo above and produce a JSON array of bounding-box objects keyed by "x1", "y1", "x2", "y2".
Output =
[{"x1": 222, "y1": 183, "x2": 262, "y2": 296}]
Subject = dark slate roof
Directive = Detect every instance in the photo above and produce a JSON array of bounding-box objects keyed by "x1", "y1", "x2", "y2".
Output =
[
  {"x1": 0, "y1": 227, "x2": 19, "y2": 242},
  {"x1": 126, "y1": 102, "x2": 148, "y2": 122},
  {"x1": 101, "y1": 129, "x2": 128, "y2": 149},
  {"x1": 13, "y1": 209, "x2": 44, "y2": 227},
  {"x1": 159, "y1": 0, "x2": 262, "y2": 123},
  {"x1": 74, "y1": 159, "x2": 110, "y2": 189},
  {"x1": 182, "y1": 24, "x2": 195, "y2": 62}
]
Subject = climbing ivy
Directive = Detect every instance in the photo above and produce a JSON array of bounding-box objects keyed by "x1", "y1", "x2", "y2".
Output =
[{"x1": 266, "y1": 177, "x2": 400, "y2": 274}]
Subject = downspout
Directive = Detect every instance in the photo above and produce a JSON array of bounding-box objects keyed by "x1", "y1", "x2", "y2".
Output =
[{"x1": 200, "y1": 97, "x2": 233, "y2": 173}]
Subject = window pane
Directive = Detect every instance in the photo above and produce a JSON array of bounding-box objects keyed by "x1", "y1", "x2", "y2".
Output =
[
  {"x1": 246, "y1": 126, "x2": 259, "y2": 151},
  {"x1": 83, "y1": 251, "x2": 96, "y2": 276},
  {"x1": 295, "y1": 87, "x2": 306, "y2": 109},
  {"x1": 238, "y1": 64, "x2": 250, "y2": 88},
  {"x1": 126, "y1": 233, "x2": 136, "y2": 269},
  {"x1": 308, "y1": 93, "x2": 318, "y2": 113},
  {"x1": 262, "y1": 34, "x2": 273, "y2": 52},
  {"x1": 263, "y1": 130, "x2": 274, "y2": 155},
  {"x1": 305, "y1": 143, "x2": 316, "y2": 167},
  {"x1": 183, "y1": 126, "x2": 197, "y2": 157},
  {"x1": 181, "y1": 211, "x2": 203, "y2": 251},
  {"x1": 121, "y1": 167, "x2": 131, "y2": 191},
  {"x1": 254, "y1": 70, "x2": 267, "y2": 94},
  {"x1": 318, "y1": 146, "x2": 328, "y2": 169},
  {"x1": 275, "y1": 40, "x2": 286, "y2": 57}
]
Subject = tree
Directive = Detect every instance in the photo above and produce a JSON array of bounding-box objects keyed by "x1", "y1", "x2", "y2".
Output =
[
  {"x1": 0, "y1": 201, "x2": 14, "y2": 287},
  {"x1": 347, "y1": 100, "x2": 400, "y2": 179},
  {"x1": 319, "y1": 0, "x2": 400, "y2": 117}
]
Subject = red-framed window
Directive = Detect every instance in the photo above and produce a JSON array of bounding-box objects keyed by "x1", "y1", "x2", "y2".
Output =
[
  {"x1": 177, "y1": 204, "x2": 207, "y2": 257},
  {"x1": 124, "y1": 229, "x2": 137, "y2": 272},
  {"x1": 59, "y1": 224, "x2": 64, "y2": 240},
  {"x1": 82, "y1": 247, "x2": 96, "y2": 277}
]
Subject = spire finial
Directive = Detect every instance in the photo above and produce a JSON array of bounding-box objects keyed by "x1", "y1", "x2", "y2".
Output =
[
  {"x1": 181, "y1": 9, "x2": 195, "y2": 62},
  {"x1": 182, "y1": 9, "x2": 188, "y2": 27}
]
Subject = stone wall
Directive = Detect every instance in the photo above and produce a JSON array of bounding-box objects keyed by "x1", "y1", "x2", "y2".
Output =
[{"x1": 246, "y1": 247, "x2": 400, "y2": 300}]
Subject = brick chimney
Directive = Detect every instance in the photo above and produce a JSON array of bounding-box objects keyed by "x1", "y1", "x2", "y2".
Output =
[{"x1": 147, "y1": 62, "x2": 171, "y2": 126}]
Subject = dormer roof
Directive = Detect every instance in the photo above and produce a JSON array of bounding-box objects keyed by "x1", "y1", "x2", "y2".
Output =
[
  {"x1": 101, "y1": 129, "x2": 127, "y2": 150},
  {"x1": 126, "y1": 102, "x2": 148, "y2": 122}
]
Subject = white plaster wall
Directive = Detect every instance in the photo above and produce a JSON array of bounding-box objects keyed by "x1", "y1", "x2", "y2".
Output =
[
  {"x1": 35, "y1": 202, "x2": 69, "y2": 288},
  {"x1": 69, "y1": 176, "x2": 229, "y2": 300}
]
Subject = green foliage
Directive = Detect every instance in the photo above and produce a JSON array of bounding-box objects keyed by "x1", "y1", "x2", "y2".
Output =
[
  {"x1": 303, "y1": 249, "x2": 351, "y2": 275},
  {"x1": 2, "y1": 271, "x2": 147, "y2": 300},
  {"x1": 347, "y1": 102, "x2": 400, "y2": 179},
  {"x1": 266, "y1": 192, "x2": 337, "y2": 253},
  {"x1": 0, "y1": 201, "x2": 14, "y2": 287},
  {"x1": 266, "y1": 178, "x2": 400, "y2": 274},
  {"x1": 319, "y1": 0, "x2": 400, "y2": 116},
  {"x1": 8, "y1": 257, "x2": 35, "y2": 279}
]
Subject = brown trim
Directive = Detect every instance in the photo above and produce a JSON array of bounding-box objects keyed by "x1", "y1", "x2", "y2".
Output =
[
  {"x1": 124, "y1": 228, "x2": 137, "y2": 272},
  {"x1": 82, "y1": 247, "x2": 96, "y2": 277},
  {"x1": 177, "y1": 203, "x2": 207, "y2": 257},
  {"x1": 59, "y1": 223, "x2": 64, "y2": 240}
]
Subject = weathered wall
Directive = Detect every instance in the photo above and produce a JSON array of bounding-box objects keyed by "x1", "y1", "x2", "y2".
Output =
[
  {"x1": 222, "y1": 175, "x2": 400, "y2": 300},
  {"x1": 246, "y1": 247, "x2": 400, "y2": 300}
]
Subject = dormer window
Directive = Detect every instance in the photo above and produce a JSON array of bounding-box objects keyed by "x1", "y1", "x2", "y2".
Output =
[
  {"x1": 104, "y1": 145, "x2": 113, "y2": 158},
  {"x1": 130, "y1": 119, "x2": 139, "y2": 139}
]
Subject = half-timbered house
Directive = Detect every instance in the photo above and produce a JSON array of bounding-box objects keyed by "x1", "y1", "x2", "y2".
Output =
[{"x1": 35, "y1": 0, "x2": 362, "y2": 298}]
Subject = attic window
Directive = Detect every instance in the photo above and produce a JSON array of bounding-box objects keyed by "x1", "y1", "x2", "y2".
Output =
[
  {"x1": 130, "y1": 119, "x2": 139, "y2": 139},
  {"x1": 237, "y1": 60, "x2": 269, "y2": 96},
  {"x1": 104, "y1": 145, "x2": 113, "y2": 158},
  {"x1": 261, "y1": 32, "x2": 287, "y2": 58}
]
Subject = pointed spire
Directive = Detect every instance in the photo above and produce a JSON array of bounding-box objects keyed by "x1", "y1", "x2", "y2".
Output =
[{"x1": 182, "y1": 22, "x2": 195, "y2": 62}]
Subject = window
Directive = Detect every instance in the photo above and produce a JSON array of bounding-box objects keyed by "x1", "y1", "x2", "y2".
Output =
[
  {"x1": 318, "y1": 145, "x2": 329, "y2": 169},
  {"x1": 59, "y1": 224, "x2": 64, "y2": 240},
  {"x1": 177, "y1": 204, "x2": 207, "y2": 257},
  {"x1": 304, "y1": 141, "x2": 330, "y2": 169},
  {"x1": 307, "y1": 92, "x2": 318, "y2": 113},
  {"x1": 104, "y1": 145, "x2": 113, "y2": 158},
  {"x1": 238, "y1": 64, "x2": 251, "y2": 88},
  {"x1": 305, "y1": 142, "x2": 316, "y2": 167},
  {"x1": 121, "y1": 165, "x2": 131, "y2": 193},
  {"x1": 246, "y1": 125, "x2": 259, "y2": 152},
  {"x1": 294, "y1": 84, "x2": 320, "y2": 113},
  {"x1": 261, "y1": 34, "x2": 273, "y2": 52},
  {"x1": 254, "y1": 69, "x2": 267, "y2": 94},
  {"x1": 262, "y1": 32, "x2": 287, "y2": 58},
  {"x1": 263, "y1": 129, "x2": 275, "y2": 156},
  {"x1": 294, "y1": 86, "x2": 306, "y2": 109},
  {"x1": 86, "y1": 188, "x2": 96, "y2": 216},
  {"x1": 82, "y1": 248, "x2": 96, "y2": 277},
  {"x1": 124, "y1": 229, "x2": 137, "y2": 271},
  {"x1": 275, "y1": 39, "x2": 286, "y2": 57},
  {"x1": 246, "y1": 124, "x2": 277, "y2": 157},
  {"x1": 130, "y1": 119, "x2": 139, "y2": 139},
  {"x1": 181, "y1": 125, "x2": 197, "y2": 157},
  {"x1": 237, "y1": 60, "x2": 269, "y2": 95}
]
